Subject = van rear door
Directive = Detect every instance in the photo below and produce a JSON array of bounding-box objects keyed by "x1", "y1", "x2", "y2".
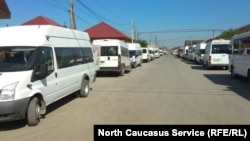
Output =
[
  {"x1": 100, "y1": 46, "x2": 119, "y2": 68},
  {"x1": 210, "y1": 44, "x2": 230, "y2": 65}
]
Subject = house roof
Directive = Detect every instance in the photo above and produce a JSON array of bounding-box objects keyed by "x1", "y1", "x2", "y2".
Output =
[
  {"x1": 0, "y1": 0, "x2": 11, "y2": 19},
  {"x1": 84, "y1": 22, "x2": 131, "y2": 41},
  {"x1": 21, "y1": 16, "x2": 63, "y2": 27}
]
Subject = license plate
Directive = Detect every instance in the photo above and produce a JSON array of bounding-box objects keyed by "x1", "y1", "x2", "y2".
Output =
[{"x1": 213, "y1": 59, "x2": 220, "y2": 62}]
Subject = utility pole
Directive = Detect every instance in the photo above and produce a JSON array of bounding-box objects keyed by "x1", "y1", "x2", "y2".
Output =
[
  {"x1": 131, "y1": 19, "x2": 134, "y2": 43},
  {"x1": 69, "y1": 0, "x2": 76, "y2": 29}
]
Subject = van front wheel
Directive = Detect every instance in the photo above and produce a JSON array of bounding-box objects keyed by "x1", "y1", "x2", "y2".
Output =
[
  {"x1": 27, "y1": 97, "x2": 41, "y2": 126},
  {"x1": 80, "y1": 79, "x2": 90, "y2": 97}
]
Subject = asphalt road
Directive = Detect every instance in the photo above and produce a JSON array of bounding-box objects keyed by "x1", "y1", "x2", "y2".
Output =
[{"x1": 1, "y1": 54, "x2": 250, "y2": 141}]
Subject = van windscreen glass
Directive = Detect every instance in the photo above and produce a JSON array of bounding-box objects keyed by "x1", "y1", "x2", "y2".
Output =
[
  {"x1": 129, "y1": 50, "x2": 136, "y2": 57},
  {"x1": 100, "y1": 46, "x2": 118, "y2": 56},
  {"x1": 0, "y1": 46, "x2": 39, "y2": 72}
]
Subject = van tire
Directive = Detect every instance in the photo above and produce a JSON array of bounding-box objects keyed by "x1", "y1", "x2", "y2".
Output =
[
  {"x1": 80, "y1": 79, "x2": 89, "y2": 97},
  {"x1": 247, "y1": 70, "x2": 250, "y2": 82},
  {"x1": 230, "y1": 66, "x2": 237, "y2": 79},
  {"x1": 139, "y1": 60, "x2": 142, "y2": 66},
  {"x1": 120, "y1": 65, "x2": 125, "y2": 76},
  {"x1": 205, "y1": 62, "x2": 210, "y2": 70},
  {"x1": 27, "y1": 97, "x2": 40, "y2": 126}
]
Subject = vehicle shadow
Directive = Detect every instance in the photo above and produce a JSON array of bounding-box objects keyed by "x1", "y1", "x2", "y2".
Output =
[
  {"x1": 191, "y1": 65, "x2": 228, "y2": 71},
  {"x1": 0, "y1": 93, "x2": 77, "y2": 130},
  {"x1": 96, "y1": 72, "x2": 121, "y2": 77},
  {"x1": 203, "y1": 74, "x2": 250, "y2": 100},
  {"x1": 190, "y1": 65, "x2": 205, "y2": 70}
]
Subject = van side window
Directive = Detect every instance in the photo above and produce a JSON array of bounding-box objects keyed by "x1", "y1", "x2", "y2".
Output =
[
  {"x1": 37, "y1": 47, "x2": 54, "y2": 74},
  {"x1": 121, "y1": 46, "x2": 129, "y2": 57},
  {"x1": 55, "y1": 48, "x2": 75, "y2": 68},
  {"x1": 56, "y1": 48, "x2": 74, "y2": 68},
  {"x1": 73, "y1": 48, "x2": 83, "y2": 65},
  {"x1": 82, "y1": 47, "x2": 94, "y2": 63},
  {"x1": 55, "y1": 47, "x2": 94, "y2": 69}
]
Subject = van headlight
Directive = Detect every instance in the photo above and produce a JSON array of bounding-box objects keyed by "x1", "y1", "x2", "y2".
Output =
[{"x1": 0, "y1": 82, "x2": 18, "y2": 101}]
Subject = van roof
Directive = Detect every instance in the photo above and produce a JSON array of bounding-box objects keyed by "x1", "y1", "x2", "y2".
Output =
[
  {"x1": 231, "y1": 31, "x2": 250, "y2": 40},
  {"x1": 92, "y1": 39, "x2": 127, "y2": 46},
  {"x1": 127, "y1": 43, "x2": 141, "y2": 50},
  {"x1": 209, "y1": 39, "x2": 230, "y2": 44},
  {"x1": 0, "y1": 25, "x2": 90, "y2": 46}
]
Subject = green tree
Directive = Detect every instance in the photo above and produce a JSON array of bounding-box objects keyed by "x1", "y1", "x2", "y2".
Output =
[
  {"x1": 135, "y1": 39, "x2": 148, "y2": 47},
  {"x1": 216, "y1": 29, "x2": 237, "y2": 39}
]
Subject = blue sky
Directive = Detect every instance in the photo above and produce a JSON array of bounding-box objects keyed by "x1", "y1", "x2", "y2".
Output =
[{"x1": 1, "y1": 0, "x2": 250, "y2": 48}]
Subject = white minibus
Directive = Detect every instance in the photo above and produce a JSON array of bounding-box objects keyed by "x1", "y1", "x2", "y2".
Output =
[
  {"x1": 92, "y1": 39, "x2": 132, "y2": 76},
  {"x1": 127, "y1": 43, "x2": 142, "y2": 68},
  {"x1": 229, "y1": 31, "x2": 250, "y2": 80},
  {"x1": 141, "y1": 47, "x2": 150, "y2": 62},
  {"x1": 148, "y1": 47, "x2": 155, "y2": 61},
  {"x1": 203, "y1": 39, "x2": 230, "y2": 70},
  {"x1": 194, "y1": 42, "x2": 206, "y2": 64},
  {"x1": 0, "y1": 25, "x2": 96, "y2": 126}
]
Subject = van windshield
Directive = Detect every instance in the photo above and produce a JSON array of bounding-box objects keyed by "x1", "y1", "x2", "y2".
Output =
[
  {"x1": 211, "y1": 44, "x2": 230, "y2": 54},
  {"x1": 129, "y1": 50, "x2": 136, "y2": 57},
  {"x1": 200, "y1": 49, "x2": 205, "y2": 54},
  {"x1": 0, "y1": 46, "x2": 38, "y2": 72},
  {"x1": 100, "y1": 46, "x2": 118, "y2": 56}
]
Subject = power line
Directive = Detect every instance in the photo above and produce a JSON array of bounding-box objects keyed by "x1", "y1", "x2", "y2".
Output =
[
  {"x1": 43, "y1": 0, "x2": 95, "y2": 28},
  {"x1": 137, "y1": 29, "x2": 225, "y2": 39},
  {"x1": 93, "y1": 0, "x2": 129, "y2": 24},
  {"x1": 76, "y1": 0, "x2": 129, "y2": 26},
  {"x1": 138, "y1": 29, "x2": 224, "y2": 34}
]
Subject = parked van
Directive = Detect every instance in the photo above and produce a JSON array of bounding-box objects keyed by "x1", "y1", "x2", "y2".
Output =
[
  {"x1": 229, "y1": 31, "x2": 250, "y2": 80},
  {"x1": 141, "y1": 47, "x2": 150, "y2": 62},
  {"x1": 127, "y1": 43, "x2": 142, "y2": 68},
  {"x1": 0, "y1": 25, "x2": 96, "y2": 126},
  {"x1": 154, "y1": 47, "x2": 160, "y2": 58},
  {"x1": 182, "y1": 46, "x2": 189, "y2": 59},
  {"x1": 92, "y1": 39, "x2": 131, "y2": 76},
  {"x1": 188, "y1": 44, "x2": 196, "y2": 61},
  {"x1": 203, "y1": 39, "x2": 230, "y2": 69},
  {"x1": 148, "y1": 47, "x2": 155, "y2": 61},
  {"x1": 194, "y1": 42, "x2": 206, "y2": 64},
  {"x1": 92, "y1": 44, "x2": 101, "y2": 71}
]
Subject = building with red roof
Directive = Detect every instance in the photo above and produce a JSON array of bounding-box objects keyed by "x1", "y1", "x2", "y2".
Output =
[
  {"x1": 21, "y1": 16, "x2": 65, "y2": 27},
  {"x1": 0, "y1": 0, "x2": 11, "y2": 19},
  {"x1": 84, "y1": 22, "x2": 131, "y2": 42}
]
